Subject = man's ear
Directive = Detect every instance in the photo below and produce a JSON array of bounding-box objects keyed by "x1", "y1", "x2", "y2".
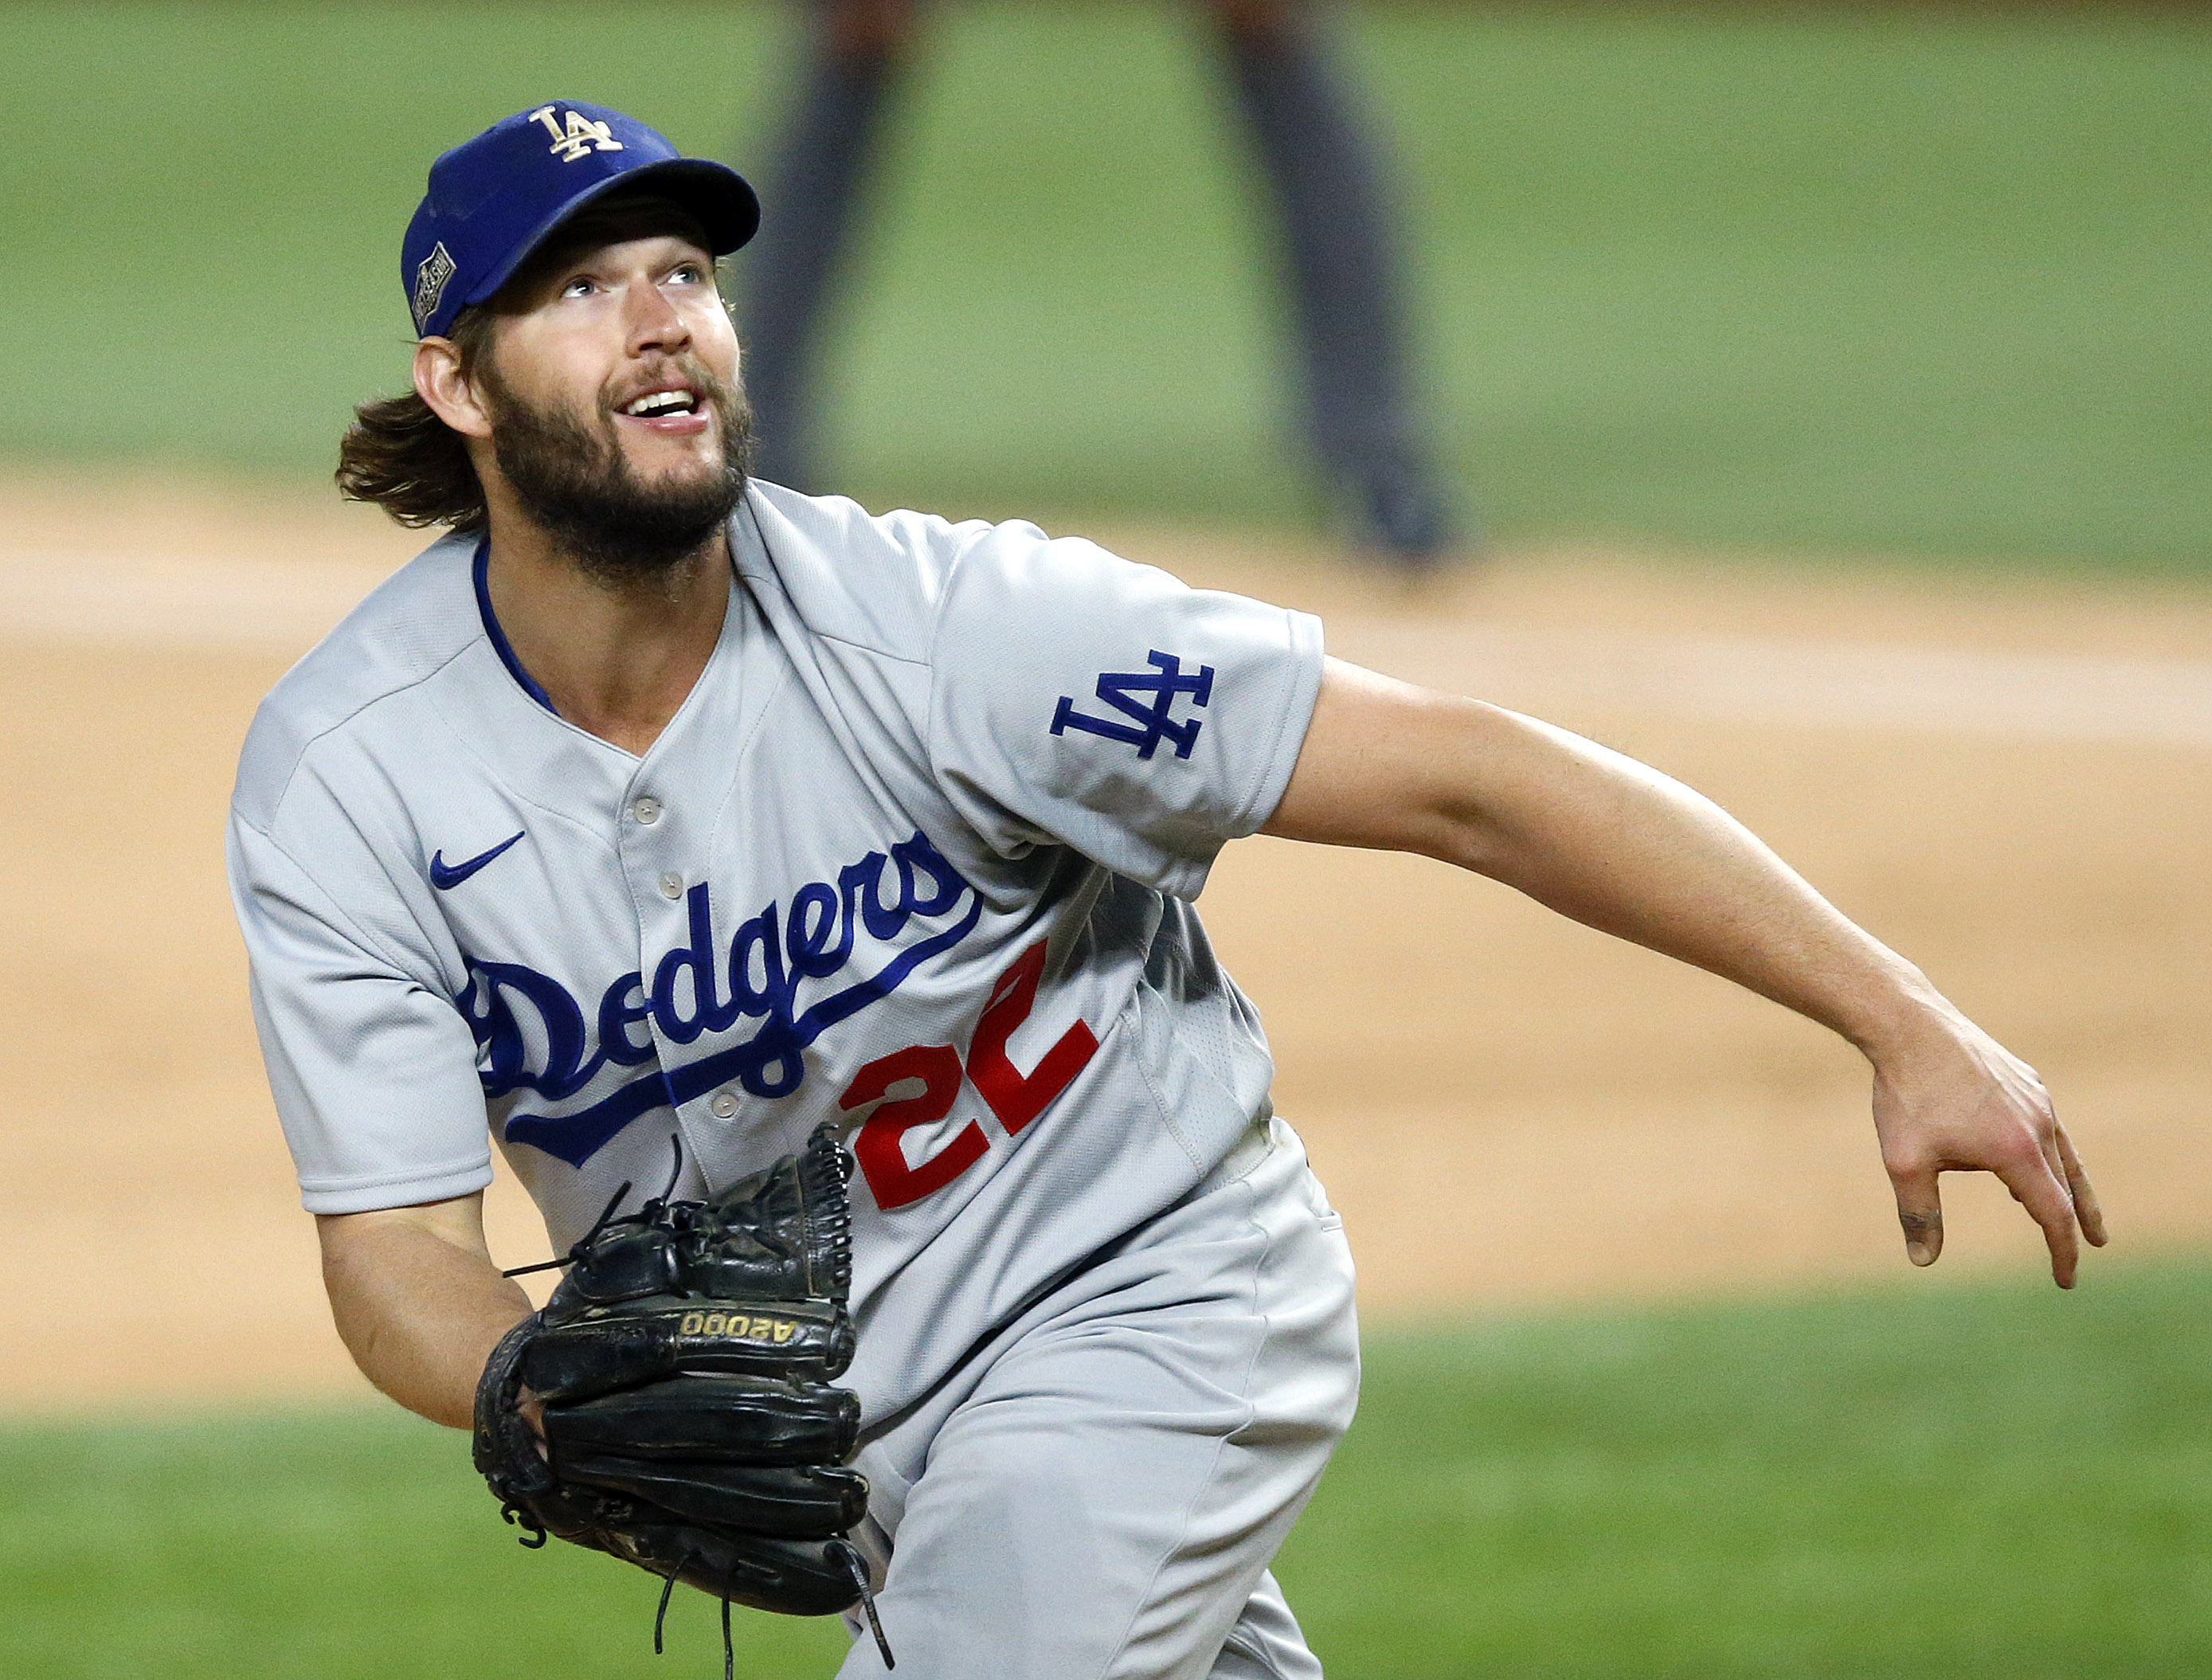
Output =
[{"x1": 413, "y1": 337, "x2": 494, "y2": 439}]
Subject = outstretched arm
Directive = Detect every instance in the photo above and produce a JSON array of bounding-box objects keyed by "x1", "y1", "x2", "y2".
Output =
[
  {"x1": 316, "y1": 1192, "x2": 533, "y2": 1428},
  {"x1": 1263, "y1": 657, "x2": 2107, "y2": 1285}
]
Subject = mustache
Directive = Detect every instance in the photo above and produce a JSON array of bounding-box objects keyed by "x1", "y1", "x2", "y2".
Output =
[{"x1": 601, "y1": 355, "x2": 739, "y2": 425}]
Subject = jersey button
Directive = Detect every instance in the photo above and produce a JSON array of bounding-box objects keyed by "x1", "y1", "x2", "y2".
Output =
[
  {"x1": 632, "y1": 796, "x2": 661, "y2": 825},
  {"x1": 709, "y1": 1091, "x2": 738, "y2": 1120},
  {"x1": 658, "y1": 871, "x2": 683, "y2": 900}
]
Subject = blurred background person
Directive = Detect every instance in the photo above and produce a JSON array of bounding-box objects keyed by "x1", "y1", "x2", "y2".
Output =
[{"x1": 740, "y1": 0, "x2": 1463, "y2": 571}]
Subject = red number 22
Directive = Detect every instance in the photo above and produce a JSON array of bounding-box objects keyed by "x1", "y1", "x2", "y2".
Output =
[{"x1": 838, "y1": 942, "x2": 1098, "y2": 1211}]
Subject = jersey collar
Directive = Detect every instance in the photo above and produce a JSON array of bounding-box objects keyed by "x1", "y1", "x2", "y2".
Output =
[{"x1": 472, "y1": 537, "x2": 560, "y2": 715}]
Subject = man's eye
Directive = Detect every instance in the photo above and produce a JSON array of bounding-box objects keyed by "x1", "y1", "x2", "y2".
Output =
[
  {"x1": 561, "y1": 277, "x2": 597, "y2": 298},
  {"x1": 670, "y1": 263, "x2": 704, "y2": 284}
]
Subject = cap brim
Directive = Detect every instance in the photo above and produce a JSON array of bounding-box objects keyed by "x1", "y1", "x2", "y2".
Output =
[{"x1": 459, "y1": 157, "x2": 761, "y2": 319}]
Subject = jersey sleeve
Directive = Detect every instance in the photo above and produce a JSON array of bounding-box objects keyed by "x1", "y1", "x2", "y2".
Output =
[
  {"x1": 227, "y1": 816, "x2": 495, "y2": 1215},
  {"x1": 923, "y1": 523, "x2": 1324, "y2": 899}
]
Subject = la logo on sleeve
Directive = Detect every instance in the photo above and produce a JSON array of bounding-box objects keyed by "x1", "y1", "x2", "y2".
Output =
[{"x1": 1051, "y1": 651, "x2": 1214, "y2": 762}]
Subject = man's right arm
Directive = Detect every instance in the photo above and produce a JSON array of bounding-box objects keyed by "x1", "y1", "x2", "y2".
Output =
[{"x1": 315, "y1": 1193, "x2": 533, "y2": 1431}]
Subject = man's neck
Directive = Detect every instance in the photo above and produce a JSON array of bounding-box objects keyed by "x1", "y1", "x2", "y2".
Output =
[{"x1": 480, "y1": 511, "x2": 732, "y2": 758}]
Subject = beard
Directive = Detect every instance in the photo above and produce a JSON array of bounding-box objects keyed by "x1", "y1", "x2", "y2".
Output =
[{"x1": 483, "y1": 359, "x2": 754, "y2": 589}]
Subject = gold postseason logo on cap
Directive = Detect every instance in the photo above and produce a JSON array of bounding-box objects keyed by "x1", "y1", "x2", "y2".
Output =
[{"x1": 410, "y1": 241, "x2": 456, "y2": 334}]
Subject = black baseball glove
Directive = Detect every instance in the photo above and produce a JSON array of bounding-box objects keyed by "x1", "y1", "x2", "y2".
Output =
[{"x1": 473, "y1": 1123, "x2": 892, "y2": 1667}]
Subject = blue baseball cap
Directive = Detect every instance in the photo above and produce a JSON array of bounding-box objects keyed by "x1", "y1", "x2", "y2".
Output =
[{"x1": 400, "y1": 100, "x2": 759, "y2": 339}]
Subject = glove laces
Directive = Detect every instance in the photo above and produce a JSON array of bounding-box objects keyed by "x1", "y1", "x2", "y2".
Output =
[
  {"x1": 502, "y1": 1131, "x2": 689, "y2": 1279},
  {"x1": 644, "y1": 1548, "x2": 894, "y2": 1672},
  {"x1": 831, "y1": 1539, "x2": 896, "y2": 1669}
]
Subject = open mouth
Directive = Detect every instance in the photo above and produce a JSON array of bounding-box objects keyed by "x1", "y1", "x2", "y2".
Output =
[{"x1": 619, "y1": 387, "x2": 701, "y2": 420}]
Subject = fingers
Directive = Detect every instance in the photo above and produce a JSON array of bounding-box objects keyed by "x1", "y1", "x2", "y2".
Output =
[
  {"x1": 2027, "y1": 1098, "x2": 2104, "y2": 1278},
  {"x1": 1872, "y1": 1023, "x2": 2100, "y2": 1287},
  {"x1": 1893, "y1": 1134, "x2": 2096, "y2": 1288},
  {"x1": 2017, "y1": 1081, "x2": 2097, "y2": 1283},
  {"x1": 2055, "y1": 1124, "x2": 2108, "y2": 1248},
  {"x1": 1889, "y1": 1164, "x2": 1944, "y2": 1268},
  {"x1": 519, "y1": 1388, "x2": 550, "y2": 1459},
  {"x1": 1995, "y1": 1143, "x2": 2083, "y2": 1290}
]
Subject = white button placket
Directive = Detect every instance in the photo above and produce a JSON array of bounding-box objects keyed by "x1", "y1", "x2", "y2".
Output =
[{"x1": 624, "y1": 780, "x2": 697, "y2": 1145}]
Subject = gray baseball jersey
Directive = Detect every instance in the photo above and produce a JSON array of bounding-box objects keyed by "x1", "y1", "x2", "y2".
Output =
[{"x1": 228, "y1": 480, "x2": 1325, "y2": 1425}]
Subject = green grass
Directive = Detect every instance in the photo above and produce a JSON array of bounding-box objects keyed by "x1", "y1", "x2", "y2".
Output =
[
  {"x1": 6, "y1": 4, "x2": 2212, "y2": 566},
  {"x1": 6, "y1": 1259, "x2": 2208, "y2": 1678},
  {"x1": 1284, "y1": 1259, "x2": 2212, "y2": 1678}
]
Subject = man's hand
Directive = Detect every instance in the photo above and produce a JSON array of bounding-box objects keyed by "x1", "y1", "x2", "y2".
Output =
[
  {"x1": 1264, "y1": 657, "x2": 2107, "y2": 1286},
  {"x1": 1866, "y1": 1002, "x2": 2106, "y2": 1286}
]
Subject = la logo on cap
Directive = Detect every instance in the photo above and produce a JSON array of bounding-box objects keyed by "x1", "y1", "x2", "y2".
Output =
[{"x1": 529, "y1": 105, "x2": 625, "y2": 164}]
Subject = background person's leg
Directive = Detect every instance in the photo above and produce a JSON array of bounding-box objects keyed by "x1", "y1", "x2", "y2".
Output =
[
  {"x1": 1208, "y1": 0, "x2": 1461, "y2": 570},
  {"x1": 739, "y1": 0, "x2": 920, "y2": 491}
]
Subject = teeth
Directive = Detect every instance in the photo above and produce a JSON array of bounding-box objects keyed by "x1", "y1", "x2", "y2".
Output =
[{"x1": 624, "y1": 390, "x2": 695, "y2": 417}]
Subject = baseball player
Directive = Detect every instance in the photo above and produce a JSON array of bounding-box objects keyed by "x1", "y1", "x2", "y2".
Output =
[
  {"x1": 741, "y1": 0, "x2": 1458, "y2": 569},
  {"x1": 231, "y1": 103, "x2": 2102, "y2": 1679}
]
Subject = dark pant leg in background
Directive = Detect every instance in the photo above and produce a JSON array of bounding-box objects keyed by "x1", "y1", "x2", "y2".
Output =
[
  {"x1": 1213, "y1": 0, "x2": 1461, "y2": 568},
  {"x1": 740, "y1": 1, "x2": 914, "y2": 491},
  {"x1": 741, "y1": 0, "x2": 1463, "y2": 566}
]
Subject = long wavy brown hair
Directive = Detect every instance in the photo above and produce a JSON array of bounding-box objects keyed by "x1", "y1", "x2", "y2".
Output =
[{"x1": 333, "y1": 303, "x2": 499, "y2": 531}]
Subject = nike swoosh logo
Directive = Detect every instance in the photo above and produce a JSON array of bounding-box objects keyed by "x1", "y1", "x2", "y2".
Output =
[{"x1": 429, "y1": 831, "x2": 526, "y2": 891}]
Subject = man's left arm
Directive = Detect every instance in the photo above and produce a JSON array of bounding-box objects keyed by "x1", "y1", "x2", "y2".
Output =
[{"x1": 1262, "y1": 658, "x2": 2108, "y2": 1286}]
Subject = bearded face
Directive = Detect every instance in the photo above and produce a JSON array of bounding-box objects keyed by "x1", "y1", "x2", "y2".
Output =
[{"x1": 480, "y1": 350, "x2": 754, "y2": 589}]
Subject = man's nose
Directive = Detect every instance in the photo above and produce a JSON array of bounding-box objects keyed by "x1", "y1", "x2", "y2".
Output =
[{"x1": 624, "y1": 279, "x2": 692, "y2": 356}]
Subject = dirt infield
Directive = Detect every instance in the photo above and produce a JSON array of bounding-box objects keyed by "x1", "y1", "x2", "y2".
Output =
[{"x1": 5, "y1": 466, "x2": 2207, "y2": 1415}]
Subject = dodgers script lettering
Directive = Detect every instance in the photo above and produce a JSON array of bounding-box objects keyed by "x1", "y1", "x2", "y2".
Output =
[{"x1": 461, "y1": 831, "x2": 981, "y2": 1167}]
